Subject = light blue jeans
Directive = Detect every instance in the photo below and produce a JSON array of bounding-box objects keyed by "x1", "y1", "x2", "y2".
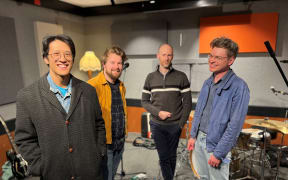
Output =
[
  {"x1": 103, "y1": 147, "x2": 124, "y2": 180},
  {"x1": 192, "y1": 131, "x2": 231, "y2": 180}
]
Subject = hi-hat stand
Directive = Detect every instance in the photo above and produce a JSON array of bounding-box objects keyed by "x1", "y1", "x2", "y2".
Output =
[{"x1": 175, "y1": 113, "x2": 193, "y2": 177}]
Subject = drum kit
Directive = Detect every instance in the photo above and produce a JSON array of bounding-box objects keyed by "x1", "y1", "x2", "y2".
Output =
[
  {"x1": 229, "y1": 118, "x2": 288, "y2": 180},
  {"x1": 176, "y1": 107, "x2": 288, "y2": 179},
  {"x1": 184, "y1": 117, "x2": 288, "y2": 180}
]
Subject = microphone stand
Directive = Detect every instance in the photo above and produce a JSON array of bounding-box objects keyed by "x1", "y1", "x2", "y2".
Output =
[
  {"x1": 264, "y1": 41, "x2": 288, "y2": 87},
  {"x1": 264, "y1": 41, "x2": 288, "y2": 180}
]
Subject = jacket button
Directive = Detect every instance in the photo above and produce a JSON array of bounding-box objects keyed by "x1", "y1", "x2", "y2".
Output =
[
  {"x1": 69, "y1": 148, "x2": 73, "y2": 153},
  {"x1": 65, "y1": 120, "x2": 69, "y2": 125}
]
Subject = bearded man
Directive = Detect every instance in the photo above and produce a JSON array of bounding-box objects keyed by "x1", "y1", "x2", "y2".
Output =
[{"x1": 88, "y1": 46, "x2": 128, "y2": 180}]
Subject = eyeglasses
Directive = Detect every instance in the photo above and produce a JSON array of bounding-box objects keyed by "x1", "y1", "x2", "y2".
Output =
[
  {"x1": 208, "y1": 54, "x2": 228, "y2": 61},
  {"x1": 48, "y1": 52, "x2": 73, "y2": 60}
]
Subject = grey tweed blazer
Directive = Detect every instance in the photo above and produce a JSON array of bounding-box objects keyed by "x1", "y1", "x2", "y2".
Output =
[{"x1": 15, "y1": 75, "x2": 106, "y2": 180}]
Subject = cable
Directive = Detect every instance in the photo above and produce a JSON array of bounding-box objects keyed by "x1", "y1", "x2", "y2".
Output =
[{"x1": 132, "y1": 137, "x2": 156, "y2": 150}]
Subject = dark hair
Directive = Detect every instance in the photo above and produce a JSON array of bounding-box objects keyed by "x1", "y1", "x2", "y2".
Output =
[
  {"x1": 102, "y1": 46, "x2": 127, "y2": 64},
  {"x1": 210, "y1": 37, "x2": 239, "y2": 58},
  {"x1": 42, "y1": 34, "x2": 76, "y2": 60}
]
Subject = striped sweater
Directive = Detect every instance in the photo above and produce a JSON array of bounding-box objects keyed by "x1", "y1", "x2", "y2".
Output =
[{"x1": 141, "y1": 66, "x2": 192, "y2": 127}]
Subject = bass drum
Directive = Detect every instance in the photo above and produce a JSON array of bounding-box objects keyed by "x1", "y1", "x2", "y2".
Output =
[
  {"x1": 189, "y1": 151, "x2": 200, "y2": 179},
  {"x1": 189, "y1": 149, "x2": 242, "y2": 179}
]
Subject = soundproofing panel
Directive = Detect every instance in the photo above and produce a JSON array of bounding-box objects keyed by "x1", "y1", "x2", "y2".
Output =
[
  {"x1": 111, "y1": 20, "x2": 167, "y2": 55},
  {"x1": 199, "y1": 12, "x2": 279, "y2": 53},
  {"x1": 0, "y1": 16, "x2": 24, "y2": 105}
]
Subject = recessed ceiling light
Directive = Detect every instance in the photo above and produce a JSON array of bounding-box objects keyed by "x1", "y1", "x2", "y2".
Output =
[
  {"x1": 150, "y1": 0, "x2": 156, "y2": 4},
  {"x1": 59, "y1": 0, "x2": 111, "y2": 8},
  {"x1": 59, "y1": 0, "x2": 149, "y2": 7}
]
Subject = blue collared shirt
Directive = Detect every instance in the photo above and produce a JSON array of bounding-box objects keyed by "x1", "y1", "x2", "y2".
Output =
[
  {"x1": 47, "y1": 73, "x2": 72, "y2": 113},
  {"x1": 199, "y1": 70, "x2": 232, "y2": 133}
]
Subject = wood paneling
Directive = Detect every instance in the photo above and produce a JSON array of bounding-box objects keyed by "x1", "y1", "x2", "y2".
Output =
[
  {"x1": 127, "y1": 107, "x2": 288, "y2": 147},
  {"x1": 127, "y1": 106, "x2": 147, "y2": 133},
  {"x1": 199, "y1": 12, "x2": 279, "y2": 53}
]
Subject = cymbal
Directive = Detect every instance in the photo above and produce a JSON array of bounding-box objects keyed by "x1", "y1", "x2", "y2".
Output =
[{"x1": 245, "y1": 119, "x2": 288, "y2": 134}]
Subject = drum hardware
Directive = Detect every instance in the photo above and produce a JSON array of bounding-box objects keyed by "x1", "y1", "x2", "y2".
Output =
[
  {"x1": 244, "y1": 117, "x2": 288, "y2": 180},
  {"x1": 176, "y1": 111, "x2": 197, "y2": 178},
  {"x1": 175, "y1": 119, "x2": 191, "y2": 177},
  {"x1": 0, "y1": 114, "x2": 29, "y2": 178},
  {"x1": 269, "y1": 132, "x2": 285, "y2": 180},
  {"x1": 260, "y1": 126, "x2": 268, "y2": 180},
  {"x1": 232, "y1": 127, "x2": 276, "y2": 180}
]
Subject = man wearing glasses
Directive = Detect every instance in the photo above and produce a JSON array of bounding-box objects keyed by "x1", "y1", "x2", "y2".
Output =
[
  {"x1": 15, "y1": 34, "x2": 106, "y2": 180},
  {"x1": 188, "y1": 37, "x2": 250, "y2": 180}
]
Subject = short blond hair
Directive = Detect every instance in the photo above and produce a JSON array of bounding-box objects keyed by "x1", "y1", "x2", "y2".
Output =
[{"x1": 102, "y1": 46, "x2": 127, "y2": 64}]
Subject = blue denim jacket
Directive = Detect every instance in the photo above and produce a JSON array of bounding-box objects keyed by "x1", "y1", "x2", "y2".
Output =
[{"x1": 190, "y1": 70, "x2": 250, "y2": 160}]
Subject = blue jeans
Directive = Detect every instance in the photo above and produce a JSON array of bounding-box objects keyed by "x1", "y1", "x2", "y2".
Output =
[
  {"x1": 150, "y1": 121, "x2": 182, "y2": 180},
  {"x1": 193, "y1": 131, "x2": 231, "y2": 180},
  {"x1": 103, "y1": 147, "x2": 124, "y2": 180}
]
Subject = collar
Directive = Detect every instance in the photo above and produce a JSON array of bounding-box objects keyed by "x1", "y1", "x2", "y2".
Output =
[
  {"x1": 156, "y1": 64, "x2": 173, "y2": 74},
  {"x1": 212, "y1": 69, "x2": 232, "y2": 85},
  {"x1": 47, "y1": 73, "x2": 72, "y2": 96},
  {"x1": 205, "y1": 69, "x2": 235, "y2": 95}
]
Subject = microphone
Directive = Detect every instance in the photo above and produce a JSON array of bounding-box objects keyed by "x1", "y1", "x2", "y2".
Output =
[
  {"x1": 270, "y1": 86, "x2": 288, "y2": 95},
  {"x1": 270, "y1": 86, "x2": 276, "y2": 94},
  {"x1": 123, "y1": 62, "x2": 129, "y2": 70},
  {"x1": 280, "y1": 60, "x2": 288, "y2": 63}
]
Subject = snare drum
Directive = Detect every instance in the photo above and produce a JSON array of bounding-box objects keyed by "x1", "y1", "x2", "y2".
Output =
[
  {"x1": 241, "y1": 128, "x2": 271, "y2": 148},
  {"x1": 236, "y1": 130, "x2": 251, "y2": 150}
]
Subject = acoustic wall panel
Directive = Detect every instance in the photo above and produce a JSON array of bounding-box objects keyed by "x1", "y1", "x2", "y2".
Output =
[
  {"x1": 0, "y1": 16, "x2": 24, "y2": 105},
  {"x1": 111, "y1": 20, "x2": 167, "y2": 55},
  {"x1": 34, "y1": 21, "x2": 63, "y2": 77},
  {"x1": 199, "y1": 12, "x2": 279, "y2": 53}
]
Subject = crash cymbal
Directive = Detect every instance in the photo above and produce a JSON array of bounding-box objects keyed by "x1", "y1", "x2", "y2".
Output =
[{"x1": 245, "y1": 119, "x2": 288, "y2": 134}]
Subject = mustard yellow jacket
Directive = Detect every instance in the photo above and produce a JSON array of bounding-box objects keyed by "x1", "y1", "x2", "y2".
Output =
[{"x1": 87, "y1": 71, "x2": 127, "y2": 144}]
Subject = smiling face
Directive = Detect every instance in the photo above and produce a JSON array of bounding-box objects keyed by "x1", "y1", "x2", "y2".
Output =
[
  {"x1": 44, "y1": 39, "x2": 73, "y2": 81},
  {"x1": 208, "y1": 47, "x2": 235, "y2": 75},
  {"x1": 103, "y1": 53, "x2": 123, "y2": 83}
]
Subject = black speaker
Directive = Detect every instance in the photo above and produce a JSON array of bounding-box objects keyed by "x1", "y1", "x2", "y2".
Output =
[{"x1": 141, "y1": 112, "x2": 151, "y2": 138}]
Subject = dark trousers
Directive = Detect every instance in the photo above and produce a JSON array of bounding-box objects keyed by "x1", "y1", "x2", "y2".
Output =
[{"x1": 150, "y1": 120, "x2": 182, "y2": 180}]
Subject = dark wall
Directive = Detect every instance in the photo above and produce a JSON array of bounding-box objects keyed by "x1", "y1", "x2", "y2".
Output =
[{"x1": 0, "y1": 16, "x2": 24, "y2": 105}]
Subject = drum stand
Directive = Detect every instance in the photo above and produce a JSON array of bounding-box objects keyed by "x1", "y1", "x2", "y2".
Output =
[
  {"x1": 175, "y1": 119, "x2": 190, "y2": 177},
  {"x1": 268, "y1": 132, "x2": 287, "y2": 180},
  {"x1": 258, "y1": 128, "x2": 286, "y2": 180}
]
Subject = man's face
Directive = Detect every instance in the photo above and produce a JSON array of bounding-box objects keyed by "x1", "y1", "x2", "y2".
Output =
[
  {"x1": 103, "y1": 53, "x2": 123, "y2": 81},
  {"x1": 208, "y1": 47, "x2": 235, "y2": 74},
  {"x1": 44, "y1": 40, "x2": 73, "y2": 78},
  {"x1": 157, "y1": 45, "x2": 173, "y2": 69}
]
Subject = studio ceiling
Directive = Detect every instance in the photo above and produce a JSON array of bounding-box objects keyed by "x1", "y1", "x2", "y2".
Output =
[{"x1": 13, "y1": 0, "x2": 270, "y2": 16}]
